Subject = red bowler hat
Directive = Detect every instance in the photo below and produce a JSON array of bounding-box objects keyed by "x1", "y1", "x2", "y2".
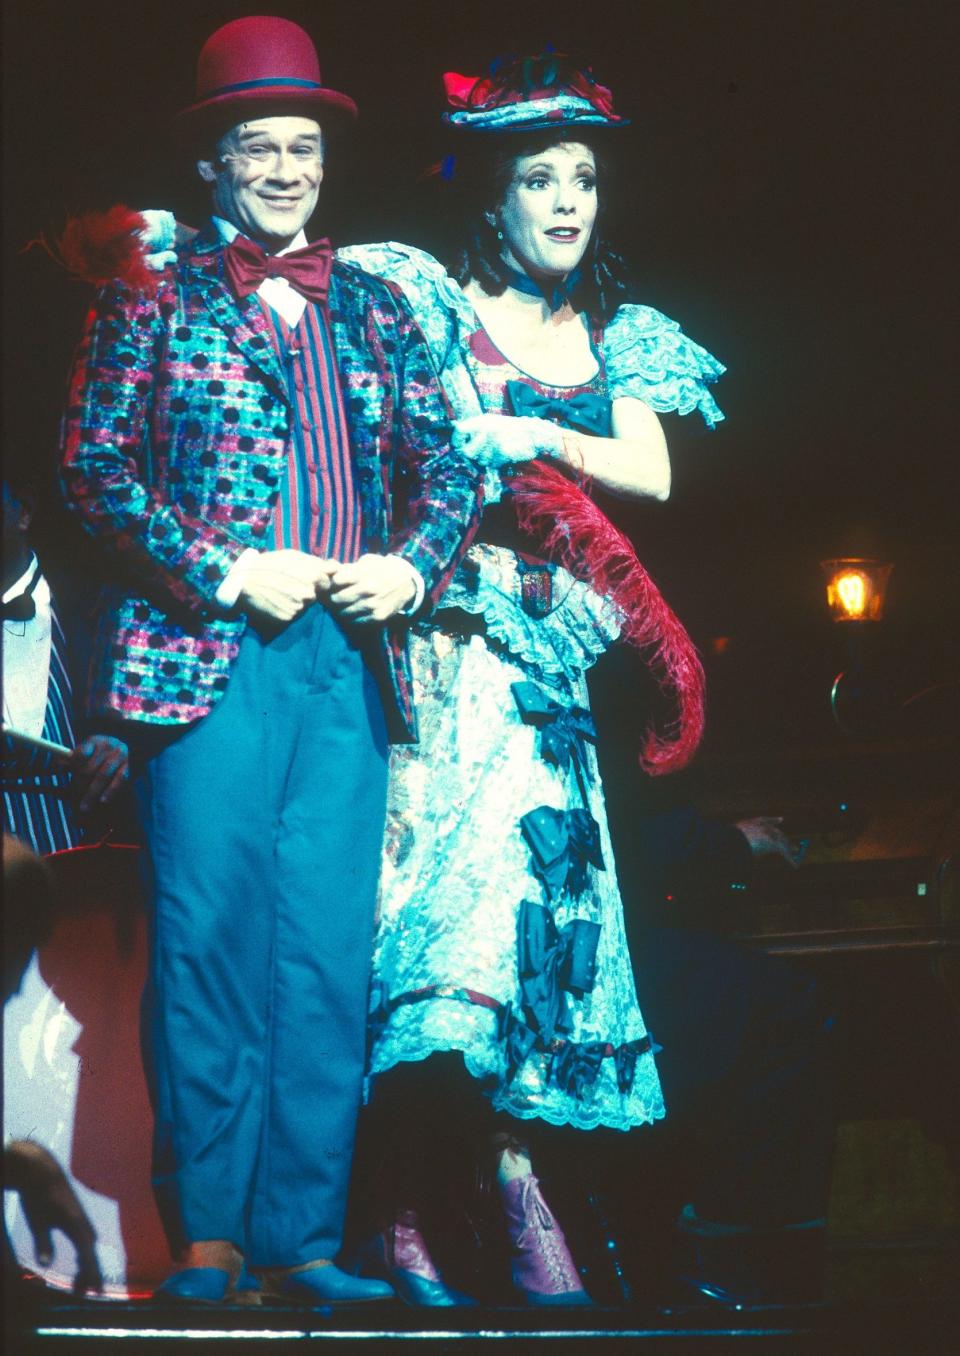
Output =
[{"x1": 176, "y1": 16, "x2": 357, "y2": 132}]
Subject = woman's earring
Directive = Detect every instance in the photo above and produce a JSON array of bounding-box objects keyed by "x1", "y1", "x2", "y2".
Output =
[{"x1": 497, "y1": 229, "x2": 504, "y2": 241}]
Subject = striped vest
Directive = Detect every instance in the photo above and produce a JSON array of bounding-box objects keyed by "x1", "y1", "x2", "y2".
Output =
[{"x1": 257, "y1": 299, "x2": 362, "y2": 561}]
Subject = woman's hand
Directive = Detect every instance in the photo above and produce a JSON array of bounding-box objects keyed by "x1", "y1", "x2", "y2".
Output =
[
  {"x1": 453, "y1": 400, "x2": 671, "y2": 501},
  {"x1": 137, "y1": 210, "x2": 178, "y2": 271},
  {"x1": 452, "y1": 413, "x2": 564, "y2": 468},
  {"x1": 137, "y1": 210, "x2": 198, "y2": 271}
]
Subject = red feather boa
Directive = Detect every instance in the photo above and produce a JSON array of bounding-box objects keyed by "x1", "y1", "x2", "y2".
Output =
[
  {"x1": 30, "y1": 206, "x2": 157, "y2": 293},
  {"x1": 511, "y1": 462, "x2": 705, "y2": 775}
]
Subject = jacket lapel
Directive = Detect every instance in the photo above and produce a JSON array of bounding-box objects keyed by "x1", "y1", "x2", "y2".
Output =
[{"x1": 182, "y1": 232, "x2": 288, "y2": 401}]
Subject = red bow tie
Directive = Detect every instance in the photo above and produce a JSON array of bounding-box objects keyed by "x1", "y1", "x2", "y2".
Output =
[{"x1": 223, "y1": 234, "x2": 333, "y2": 305}]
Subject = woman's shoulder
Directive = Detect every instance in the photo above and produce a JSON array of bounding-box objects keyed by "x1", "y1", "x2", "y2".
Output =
[
  {"x1": 335, "y1": 242, "x2": 475, "y2": 323},
  {"x1": 335, "y1": 241, "x2": 478, "y2": 374},
  {"x1": 336, "y1": 242, "x2": 489, "y2": 422},
  {"x1": 602, "y1": 302, "x2": 726, "y2": 427},
  {"x1": 335, "y1": 240, "x2": 445, "y2": 278}
]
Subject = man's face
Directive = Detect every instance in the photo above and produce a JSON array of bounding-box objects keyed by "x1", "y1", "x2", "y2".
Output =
[{"x1": 198, "y1": 116, "x2": 324, "y2": 249}]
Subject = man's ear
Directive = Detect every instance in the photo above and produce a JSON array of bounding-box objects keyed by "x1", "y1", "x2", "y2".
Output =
[{"x1": 197, "y1": 159, "x2": 217, "y2": 184}]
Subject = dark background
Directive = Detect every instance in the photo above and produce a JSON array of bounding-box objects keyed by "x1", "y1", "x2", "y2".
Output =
[
  {"x1": 3, "y1": 5, "x2": 958, "y2": 1294},
  {"x1": 3, "y1": 0, "x2": 957, "y2": 652}
]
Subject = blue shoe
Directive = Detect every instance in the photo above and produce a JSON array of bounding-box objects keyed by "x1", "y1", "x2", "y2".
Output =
[
  {"x1": 234, "y1": 1263, "x2": 263, "y2": 1307},
  {"x1": 257, "y1": 1264, "x2": 395, "y2": 1306},
  {"x1": 154, "y1": 1267, "x2": 233, "y2": 1304},
  {"x1": 386, "y1": 1268, "x2": 477, "y2": 1308},
  {"x1": 520, "y1": 1287, "x2": 594, "y2": 1307}
]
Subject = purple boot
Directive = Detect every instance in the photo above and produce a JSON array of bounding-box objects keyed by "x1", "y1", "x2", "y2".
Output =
[
  {"x1": 500, "y1": 1174, "x2": 593, "y2": 1306},
  {"x1": 360, "y1": 1210, "x2": 476, "y2": 1306}
]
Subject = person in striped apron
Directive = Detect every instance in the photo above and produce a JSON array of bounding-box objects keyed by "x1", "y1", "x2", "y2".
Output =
[{"x1": 3, "y1": 476, "x2": 129, "y2": 855}]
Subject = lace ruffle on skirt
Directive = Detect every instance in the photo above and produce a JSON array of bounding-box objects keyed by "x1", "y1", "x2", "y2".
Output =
[{"x1": 438, "y1": 543, "x2": 622, "y2": 680}]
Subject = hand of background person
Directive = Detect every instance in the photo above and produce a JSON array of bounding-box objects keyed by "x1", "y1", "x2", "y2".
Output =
[
  {"x1": 320, "y1": 553, "x2": 418, "y2": 623},
  {"x1": 452, "y1": 413, "x2": 563, "y2": 468},
  {"x1": 4, "y1": 1141, "x2": 103, "y2": 1295},
  {"x1": 239, "y1": 549, "x2": 334, "y2": 624},
  {"x1": 735, "y1": 816, "x2": 803, "y2": 867},
  {"x1": 69, "y1": 736, "x2": 129, "y2": 813}
]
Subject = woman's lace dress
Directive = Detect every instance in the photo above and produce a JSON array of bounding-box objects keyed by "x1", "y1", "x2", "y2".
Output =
[{"x1": 340, "y1": 244, "x2": 724, "y2": 1132}]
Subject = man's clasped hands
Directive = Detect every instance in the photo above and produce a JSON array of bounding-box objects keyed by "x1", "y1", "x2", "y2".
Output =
[{"x1": 237, "y1": 549, "x2": 421, "y2": 626}]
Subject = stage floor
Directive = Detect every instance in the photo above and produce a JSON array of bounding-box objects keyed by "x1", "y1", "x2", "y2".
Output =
[{"x1": 9, "y1": 1295, "x2": 960, "y2": 1355}]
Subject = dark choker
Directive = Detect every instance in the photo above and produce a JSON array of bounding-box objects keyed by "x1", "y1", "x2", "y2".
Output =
[{"x1": 500, "y1": 262, "x2": 582, "y2": 313}]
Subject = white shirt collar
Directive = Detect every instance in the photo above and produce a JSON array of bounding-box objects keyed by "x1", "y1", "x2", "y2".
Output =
[
  {"x1": 212, "y1": 218, "x2": 310, "y2": 327},
  {"x1": 211, "y1": 217, "x2": 308, "y2": 256}
]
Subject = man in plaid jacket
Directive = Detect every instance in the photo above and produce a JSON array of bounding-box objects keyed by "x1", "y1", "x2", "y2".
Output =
[{"x1": 60, "y1": 17, "x2": 481, "y2": 1305}]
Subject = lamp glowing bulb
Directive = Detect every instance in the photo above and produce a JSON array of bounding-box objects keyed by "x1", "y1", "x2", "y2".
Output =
[
  {"x1": 820, "y1": 558, "x2": 893, "y2": 623},
  {"x1": 835, "y1": 570, "x2": 868, "y2": 619}
]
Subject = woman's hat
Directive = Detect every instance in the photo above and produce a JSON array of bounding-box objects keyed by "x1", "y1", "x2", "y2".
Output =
[
  {"x1": 176, "y1": 16, "x2": 357, "y2": 133},
  {"x1": 442, "y1": 50, "x2": 628, "y2": 133}
]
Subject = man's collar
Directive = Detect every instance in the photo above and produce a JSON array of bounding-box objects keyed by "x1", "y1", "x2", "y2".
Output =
[
  {"x1": 2, "y1": 552, "x2": 39, "y2": 605},
  {"x1": 211, "y1": 217, "x2": 308, "y2": 256}
]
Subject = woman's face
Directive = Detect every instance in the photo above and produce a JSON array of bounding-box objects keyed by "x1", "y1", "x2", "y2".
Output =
[{"x1": 493, "y1": 142, "x2": 598, "y2": 281}]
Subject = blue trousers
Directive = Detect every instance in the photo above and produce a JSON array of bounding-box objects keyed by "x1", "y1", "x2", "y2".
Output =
[{"x1": 135, "y1": 604, "x2": 388, "y2": 1267}]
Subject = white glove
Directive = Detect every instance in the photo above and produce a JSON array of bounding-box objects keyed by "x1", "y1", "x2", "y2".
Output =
[
  {"x1": 451, "y1": 413, "x2": 565, "y2": 469},
  {"x1": 137, "y1": 209, "x2": 177, "y2": 272}
]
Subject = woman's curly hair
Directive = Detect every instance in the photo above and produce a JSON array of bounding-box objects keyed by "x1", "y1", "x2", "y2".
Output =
[{"x1": 444, "y1": 128, "x2": 630, "y2": 324}]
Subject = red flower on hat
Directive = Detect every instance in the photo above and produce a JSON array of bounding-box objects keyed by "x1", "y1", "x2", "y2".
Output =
[
  {"x1": 443, "y1": 72, "x2": 484, "y2": 108},
  {"x1": 572, "y1": 71, "x2": 616, "y2": 117}
]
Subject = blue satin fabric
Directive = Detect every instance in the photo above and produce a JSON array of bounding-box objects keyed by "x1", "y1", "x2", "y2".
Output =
[{"x1": 505, "y1": 378, "x2": 613, "y2": 437}]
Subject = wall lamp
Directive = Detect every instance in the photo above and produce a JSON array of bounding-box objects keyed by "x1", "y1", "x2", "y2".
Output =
[
  {"x1": 821, "y1": 558, "x2": 894, "y2": 624},
  {"x1": 820, "y1": 558, "x2": 894, "y2": 733}
]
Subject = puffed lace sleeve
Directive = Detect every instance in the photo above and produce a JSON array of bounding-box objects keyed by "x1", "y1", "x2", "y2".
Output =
[
  {"x1": 335, "y1": 242, "x2": 482, "y2": 420},
  {"x1": 603, "y1": 304, "x2": 725, "y2": 428},
  {"x1": 336, "y1": 241, "x2": 515, "y2": 498}
]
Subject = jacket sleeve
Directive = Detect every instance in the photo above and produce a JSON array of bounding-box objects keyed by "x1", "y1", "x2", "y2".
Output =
[
  {"x1": 384, "y1": 286, "x2": 484, "y2": 609},
  {"x1": 59, "y1": 277, "x2": 249, "y2": 614}
]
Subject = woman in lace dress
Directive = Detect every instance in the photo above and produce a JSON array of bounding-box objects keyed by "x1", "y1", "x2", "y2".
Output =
[
  {"x1": 336, "y1": 54, "x2": 724, "y2": 1305},
  {"x1": 132, "y1": 51, "x2": 723, "y2": 1306}
]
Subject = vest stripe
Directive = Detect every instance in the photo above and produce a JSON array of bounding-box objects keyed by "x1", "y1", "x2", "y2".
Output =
[{"x1": 258, "y1": 297, "x2": 362, "y2": 562}]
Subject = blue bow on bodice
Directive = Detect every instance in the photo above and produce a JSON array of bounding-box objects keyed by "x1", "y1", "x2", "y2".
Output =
[
  {"x1": 506, "y1": 379, "x2": 612, "y2": 437},
  {"x1": 512, "y1": 681, "x2": 597, "y2": 784}
]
